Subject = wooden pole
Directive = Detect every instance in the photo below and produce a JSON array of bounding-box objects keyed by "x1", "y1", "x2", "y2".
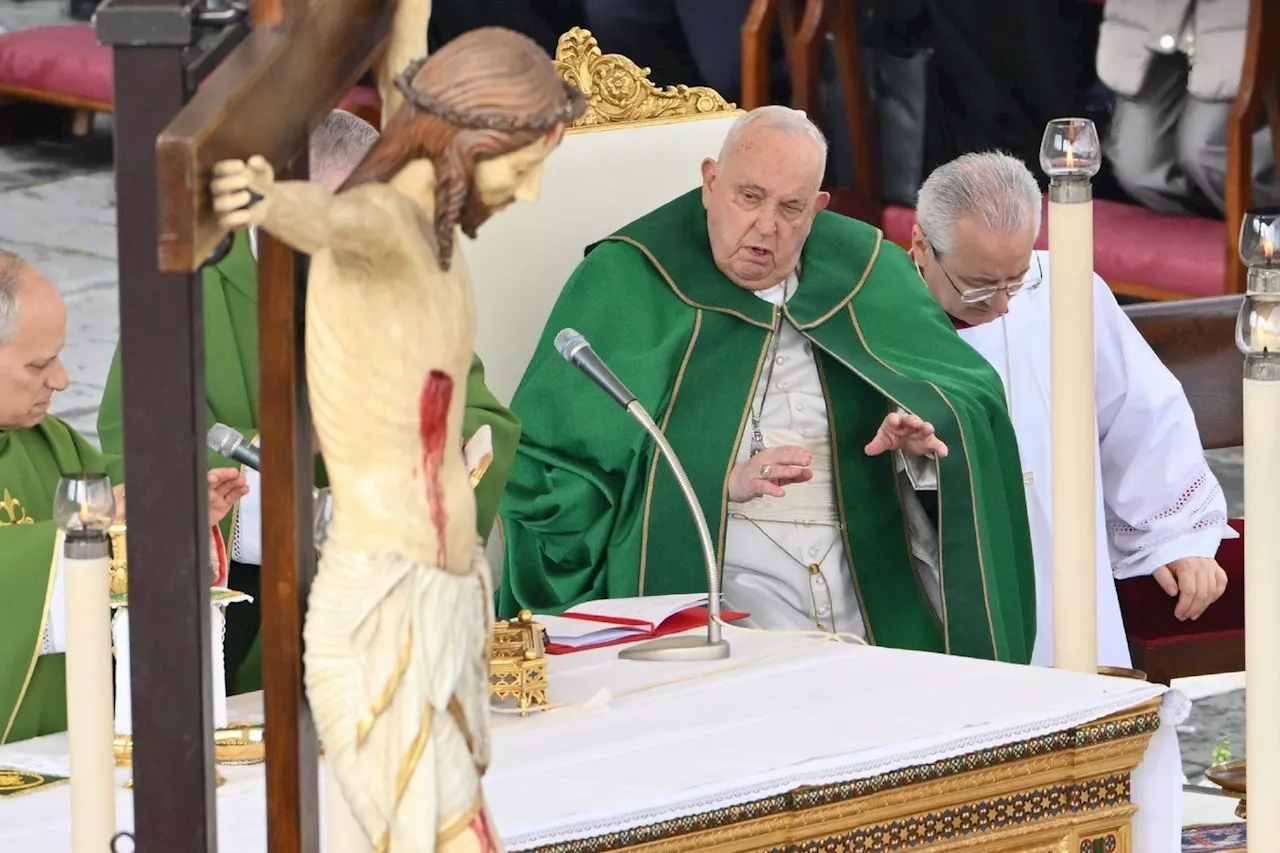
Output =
[{"x1": 100, "y1": 1, "x2": 216, "y2": 848}]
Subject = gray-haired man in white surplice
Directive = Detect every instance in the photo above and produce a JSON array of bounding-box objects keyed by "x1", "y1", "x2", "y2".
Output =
[{"x1": 909, "y1": 150, "x2": 1233, "y2": 669}]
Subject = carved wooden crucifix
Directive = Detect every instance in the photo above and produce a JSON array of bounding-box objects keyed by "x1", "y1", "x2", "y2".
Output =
[{"x1": 103, "y1": 0, "x2": 398, "y2": 849}]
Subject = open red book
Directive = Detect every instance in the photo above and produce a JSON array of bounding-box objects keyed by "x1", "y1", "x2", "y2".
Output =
[{"x1": 533, "y1": 594, "x2": 750, "y2": 655}]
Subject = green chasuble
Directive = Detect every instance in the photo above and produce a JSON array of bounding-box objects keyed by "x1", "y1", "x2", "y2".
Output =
[
  {"x1": 96, "y1": 231, "x2": 520, "y2": 539},
  {"x1": 0, "y1": 417, "x2": 124, "y2": 743},
  {"x1": 497, "y1": 190, "x2": 1037, "y2": 663}
]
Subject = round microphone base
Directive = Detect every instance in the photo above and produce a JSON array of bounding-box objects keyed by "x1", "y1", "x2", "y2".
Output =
[{"x1": 617, "y1": 635, "x2": 731, "y2": 662}]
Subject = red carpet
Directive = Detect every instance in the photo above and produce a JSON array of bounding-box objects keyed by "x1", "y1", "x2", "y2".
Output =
[{"x1": 1183, "y1": 823, "x2": 1246, "y2": 852}]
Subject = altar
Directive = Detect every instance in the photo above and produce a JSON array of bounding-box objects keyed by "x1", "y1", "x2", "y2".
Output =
[{"x1": 0, "y1": 629, "x2": 1181, "y2": 852}]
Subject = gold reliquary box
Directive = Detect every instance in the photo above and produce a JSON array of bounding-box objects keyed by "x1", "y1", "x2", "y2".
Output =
[{"x1": 488, "y1": 609, "x2": 549, "y2": 712}]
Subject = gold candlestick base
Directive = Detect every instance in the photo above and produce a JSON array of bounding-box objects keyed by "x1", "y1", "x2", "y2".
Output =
[
  {"x1": 213, "y1": 723, "x2": 266, "y2": 765},
  {"x1": 1205, "y1": 760, "x2": 1248, "y2": 820}
]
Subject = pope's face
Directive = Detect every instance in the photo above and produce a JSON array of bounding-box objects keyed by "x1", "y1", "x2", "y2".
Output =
[
  {"x1": 912, "y1": 217, "x2": 1037, "y2": 326},
  {"x1": 0, "y1": 265, "x2": 69, "y2": 430},
  {"x1": 472, "y1": 127, "x2": 564, "y2": 211},
  {"x1": 700, "y1": 127, "x2": 829, "y2": 291}
]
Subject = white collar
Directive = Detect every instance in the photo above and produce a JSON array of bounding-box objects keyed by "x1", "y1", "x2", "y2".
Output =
[{"x1": 749, "y1": 271, "x2": 798, "y2": 306}]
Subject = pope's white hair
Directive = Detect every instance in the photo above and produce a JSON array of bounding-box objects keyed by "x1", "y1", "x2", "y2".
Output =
[
  {"x1": 0, "y1": 251, "x2": 23, "y2": 348},
  {"x1": 719, "y1": 105, "x2": 828, "y2": 184},
  {"x1": 915, "y1": 151, "x2": 1042, "y2": 256}
]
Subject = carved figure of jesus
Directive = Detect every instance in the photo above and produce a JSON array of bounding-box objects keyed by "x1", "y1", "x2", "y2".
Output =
[{"x1": 209, "y1": 28, "x2": 585, "y2": 853}]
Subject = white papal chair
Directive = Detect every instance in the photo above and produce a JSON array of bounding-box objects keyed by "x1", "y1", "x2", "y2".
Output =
[
  {"x1": 460, "y1": 28, "x2": 743, "y2": 582},
  {"x1": 459, "y1": 27, "x2": 743, "y2": 407}
]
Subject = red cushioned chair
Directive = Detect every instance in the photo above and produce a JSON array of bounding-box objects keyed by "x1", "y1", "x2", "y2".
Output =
[
  {"x1": 0, "y1": 24, "x2": 382, "y2": 135},
  {"x1": 1118, "y1": 296, "x2": 1245, "y2": 684}
]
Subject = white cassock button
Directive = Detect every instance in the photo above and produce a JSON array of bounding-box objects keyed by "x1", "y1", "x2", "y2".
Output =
[
  {"x1": 794, "y1": 401, "x2": 804, "y2": 412},
  {"x1": 778, "y1": 380, "x2": 789, "y2": 390},
  {"x1": 814, "y1": 576, "x2": 827, "y2": 587},
  {"x1": 816, "y1": 605, "x2": 831, "y2": 617},
  {"x1": 776, "y1": 355, "x2": 787, "y2": 366},
  {"x1": 809, "y1": 546, "x2": 821, "y2": 557},
  {"x1": 1159, "y1": 33, "x2": 1175, "y2": 49}
]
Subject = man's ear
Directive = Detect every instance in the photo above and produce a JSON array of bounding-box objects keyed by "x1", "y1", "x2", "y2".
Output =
[
  {"x1": 814, "y1": 191, "x2": 830, "y2": 213},
  {"x1": 909, "y1": 224, "x2": 930, "y2": 261},
  {"x1": 700, "y1": 158, "x2": 717, "y2": 204}
]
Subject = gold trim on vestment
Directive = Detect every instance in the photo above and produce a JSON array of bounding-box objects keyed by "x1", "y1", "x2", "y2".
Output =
[
  {"x1": 437, "y1": 793, "x2": 486, "y2": 846},
  {"x1": 789, "y1": 230, "x2": 884, "y2": 332},
  {"x1": 845, "y1": 304, "x2": 1001, "y2": 659},
  {"x1": 604, "y1": 237, "x2": 775, "y2": 330},
  {"x1": 638, "y1": 310, "x2": 703, "y2": 594},
  {"x1": 715, "y1": 329, "x2": 776, "y2": 587},
  {"x1": 799, "y1": 324, "x2": 939, "y2": 645},
  {"x1": 3, "y1": 532, "x2": 61, "y2": 744},
  {"x1": 812, "y1": 356, "x2": 875, "y2": 643}
]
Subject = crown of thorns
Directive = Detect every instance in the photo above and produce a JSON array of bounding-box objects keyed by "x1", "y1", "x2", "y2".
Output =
[{"x1": 395, "y1": 57, "x2": 587, "y2": 132}]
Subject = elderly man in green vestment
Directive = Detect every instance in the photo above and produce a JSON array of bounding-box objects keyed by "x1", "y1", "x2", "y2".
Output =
[
  {"x1": 498, "y1": 106, "x2": 1037, "y2": 662},
  {"x1": 0, "y1": 251, "x2": 246, "y2": 743},
  {"x1": 97, "y1": 110, "x2": 521, "y2": 692}
]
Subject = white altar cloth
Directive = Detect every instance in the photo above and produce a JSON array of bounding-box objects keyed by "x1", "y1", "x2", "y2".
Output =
[{"x1": 0, "y1": 628, "x2": 1182, "y2": 852}]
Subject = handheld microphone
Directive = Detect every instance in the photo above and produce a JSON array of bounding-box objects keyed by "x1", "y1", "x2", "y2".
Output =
[
  {"x1": 554, "y1": 328, "x2": 637, "y2": 409},
  {"x1": 552, "y1": 328, "x2": 729, "y2": 663},
  {"x1": 207, "y1": 423, "x2": 261, "y2": 471}
]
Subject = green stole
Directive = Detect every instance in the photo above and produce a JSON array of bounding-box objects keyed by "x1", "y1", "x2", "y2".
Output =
[
  {"x1": 0, "y1": 417, "x2": 124, "y2": 743},
  {"x1": 498, "y1": 189, "x2": 1036, "y2": 663}
]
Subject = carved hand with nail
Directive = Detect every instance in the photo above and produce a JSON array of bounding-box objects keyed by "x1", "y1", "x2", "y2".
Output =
[{"x1": 210, "y1": 155, "x2": 275, "y2": 230}]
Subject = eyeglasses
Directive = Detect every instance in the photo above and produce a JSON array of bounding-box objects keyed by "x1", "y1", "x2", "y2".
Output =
[{"x1": 930, "y1": 245, "x2": 1044, "y2": 304}]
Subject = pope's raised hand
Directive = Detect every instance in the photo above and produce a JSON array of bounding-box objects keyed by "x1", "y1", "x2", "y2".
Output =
[
  {"x1": 864, "y1": 411, "x2": 948, "y2": 458},
  {"x1": 208, "y1": 467, "x2": 249, "y2": 527},
  {"x1": 728, "y1": 445, "x2": 813, "y2": 503},
  {"x1": 210, "y1": 155, "x2": 275, "y2": 230}
]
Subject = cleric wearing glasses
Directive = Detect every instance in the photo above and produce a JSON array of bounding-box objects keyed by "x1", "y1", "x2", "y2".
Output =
[{"x1": 911, "y1": 151, "x2": 1232, "y2": 669}]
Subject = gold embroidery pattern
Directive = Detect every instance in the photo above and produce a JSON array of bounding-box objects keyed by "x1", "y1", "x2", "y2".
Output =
[
  {"x1": 0, "y1": 490, "x2": 34, "y2": 526},
  {"x1": 0, "y1": 768, "x2": 66, "y2": 798}
]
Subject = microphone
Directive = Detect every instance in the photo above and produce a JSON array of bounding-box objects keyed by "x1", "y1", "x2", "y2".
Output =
[
  {"x1": 207, "y1": 423, "x2": 261, "y2": 471},
  {"x1": 554, "y1": 328, "x2": 637, "y2": 409},
  {"x1": 553, "y1": 328, "x2": 729, "y2": 663}
]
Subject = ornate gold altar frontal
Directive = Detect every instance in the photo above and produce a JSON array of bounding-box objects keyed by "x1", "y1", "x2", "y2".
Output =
[
  {"x1": 553, "y1": 28, "x2": 736, "y2": 130},
  {"x1": 489, "y1": 610, "x2": 549, "y2": 712},
  {"x1": 515, "y1": 699, "x2": 1161, "y2": 853}
]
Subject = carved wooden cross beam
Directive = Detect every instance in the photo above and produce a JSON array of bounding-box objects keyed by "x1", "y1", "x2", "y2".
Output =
[{"x1": 157, "y1": 0, "x2": 390, "y2": 272}]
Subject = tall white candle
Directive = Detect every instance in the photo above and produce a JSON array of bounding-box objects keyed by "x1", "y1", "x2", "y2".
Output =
[
  {"x1": 1245, "y1": 373, "x2": 1280, "y2": 842},
  {"x1": 1041, "y1": 118, "x2": 1101, "y2": 674},
  {"x1": 1048, "y1": 196, "x2": 1098, "y2": 673},
  {"x1": 64, "y1": 536, "x2": 119, "y2": 850},
  {"x1": 1241, "y1": 274, "x2": 1280, "y2": 844}
]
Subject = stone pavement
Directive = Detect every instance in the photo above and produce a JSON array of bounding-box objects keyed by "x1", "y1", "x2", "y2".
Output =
[{"x1": 0, "y1": 0, "x2": 1248, "y2": 784}]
